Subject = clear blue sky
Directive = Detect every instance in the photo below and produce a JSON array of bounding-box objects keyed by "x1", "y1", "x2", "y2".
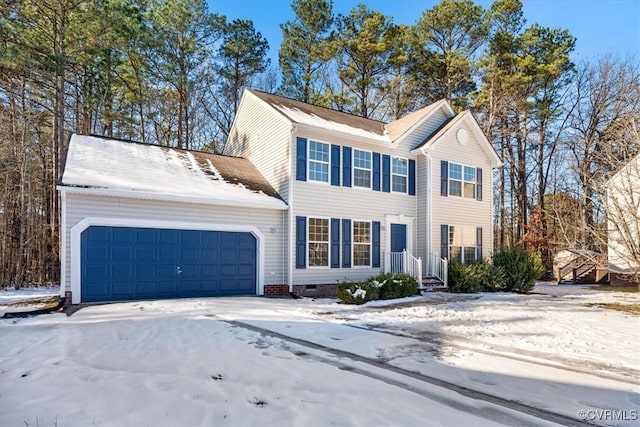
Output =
[{"x1": 208, "y1": 0, "x2": 640, "y2": 64}]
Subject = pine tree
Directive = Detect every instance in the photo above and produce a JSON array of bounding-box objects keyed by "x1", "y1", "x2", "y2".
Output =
[{"x1": 278, "y1": 0, "x2": 337, "y2": 104}]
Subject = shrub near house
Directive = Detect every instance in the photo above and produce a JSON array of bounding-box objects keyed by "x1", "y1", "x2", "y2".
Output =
[
  {"x1": 337, "y1": 273, "x2": 418, "y2": 304},
  {"x1": 448, "y1": 246, "x2": 543, "y2": 294}
]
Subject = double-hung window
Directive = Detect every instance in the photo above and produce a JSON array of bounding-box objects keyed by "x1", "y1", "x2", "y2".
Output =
[
  {"x1": 392, "y1": 157, "x2": 408, "y2": 193},
  {"x1": 353, "y1": 221, "x2": 371, "y2": 266},
  {"x1": 449, "y1": 226, "x2": 477, "y2": 263},
  {"x1": 353, "y1": 149, "x2": 372, "y2": 188},
  {"x1": 308, "y1": 218, "x2": 329, "y2": 267},
  {"x1": 308, "y1": 141, "x2": 329, "y2": 183},
  {"x1": 449, "y1": 163, "x2": 476, "y2": 198}
]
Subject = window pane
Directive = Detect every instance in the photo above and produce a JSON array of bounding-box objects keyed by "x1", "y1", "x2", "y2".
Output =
[
  {"x1": 309, "y1": 218, "x2": 329, "y2": 242},
  {"x1": 449, "y1": 163, "x2": 462, "y2": 180},
  {"x1": 449, "y1": 180, "x2": 462, "y2": 197},
  {"x1": 464, "y1": 247, "x2": 477, "y2": 263},
  {"x1": 353, "y1": 168, "x2": 371, "y2": 188},
  {"x1": 392, "y1": 175, "x2": 407, "y2": 193},
  {"x1": 353, "y1": 150, "x2": 371, "y2": 169},
  {"x1": 309, "y1": 243, "x2": 328, "y2": 266},
  {"x1": 309, "y1": 141, "x2": 329, "y2": 162},
  {"x1": 392, "y1": 157, "x2": 407, "y2": 175},
  {"x1": 464, "y1": 182, "x2": 476, "y2": 198},
  {"x1": 309, "y1": 161, "x2": 329, "y2": 182},
  {"x1": 463, "y1": 227, "x2": 476, "y2": 246},
  {"x1": 353, "y1": 221, "x2": 370, "y2": 243},
  {"x1": 353, "y1": 244, "x2": 371, "y2": 266},
  {"x1": 449, "y1": 226, "x2": 461, "y2": 246},
  {"x1": 450, "y1": 246, "x2": 462, "y2": 263},
  {"x1": 464, "y1": 166, "x2": 476, "y2": 182}
]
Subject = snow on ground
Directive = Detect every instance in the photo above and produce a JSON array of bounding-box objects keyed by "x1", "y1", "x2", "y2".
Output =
[
  {"x1": 0, "y1": 286, "x2": 59, "y2": 306},
  {"x1": 1, "y1": 283, "x2": 639, "y2": 426}
]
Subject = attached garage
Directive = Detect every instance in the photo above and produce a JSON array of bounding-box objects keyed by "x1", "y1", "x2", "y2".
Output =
[
  {"x1": 59, "y1": 135, "x2": 287, "y2": 304},
  {"x1": 80, "y1": 226, "x2": 257, "y2": 302}
]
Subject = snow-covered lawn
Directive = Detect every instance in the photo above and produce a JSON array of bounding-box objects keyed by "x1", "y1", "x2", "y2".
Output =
[{"x1": 1, "y1": 284, "x2": 638, "y2": 426}]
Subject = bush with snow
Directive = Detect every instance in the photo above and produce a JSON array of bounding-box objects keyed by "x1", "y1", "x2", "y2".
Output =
[
  {"x1": 375, "y1": 273, "x2": 419, "y2": 300},
  {"x1": 337, "y1": 273, "x2": 418, "y2": 304},
  {"x1": 336, "y1": 281, "x2": 380, "y2": 305}
]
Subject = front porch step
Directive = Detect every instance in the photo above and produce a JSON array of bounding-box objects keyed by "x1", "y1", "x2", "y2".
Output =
[{"x1": 420, "y1": 276, "x2": 447, "y2": 292}]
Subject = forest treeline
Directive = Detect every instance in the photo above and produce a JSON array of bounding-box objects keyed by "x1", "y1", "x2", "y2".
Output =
[{"x1": 1, "y1": 0, "x2": 639, "y2": 286}]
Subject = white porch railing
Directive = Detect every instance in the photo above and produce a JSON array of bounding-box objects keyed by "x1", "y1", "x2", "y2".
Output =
[
  {"x1": 384, "y1": 250, "x2": 422, "y2": 284},
  {"x1": 427, "y1": 251, "x2": 448, "y2": 288}
]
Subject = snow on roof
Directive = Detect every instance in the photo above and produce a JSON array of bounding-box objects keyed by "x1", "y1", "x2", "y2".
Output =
[
  {"x1": 249, "y1": 89, "x2": 453, "y2": 144},
  {"x1": 249, "y1": 89, "x2": 390, "y2": 142},
  {"x1": 60, "y1": 135, "x2": 286, "y2": 209}
]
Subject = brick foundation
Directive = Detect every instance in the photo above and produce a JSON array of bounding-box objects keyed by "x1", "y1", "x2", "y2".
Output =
[
  {"x1": 263, "y1": 284, "x2": 339, "y2": 298},
  {"x1": 63, "y1": 291, "x2": 73, "y2": 309},
  {"x1": 292, "y1": 284, "x2": 338, "y2": 298},
  {"x1": 264, "y1": 284, "x2": 290, "y2": 297}
]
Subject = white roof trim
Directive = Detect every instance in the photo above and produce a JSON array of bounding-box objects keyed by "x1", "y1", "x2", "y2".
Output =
[{"x1": 57, "y1": 185, "x2": 288, "y2": 210}]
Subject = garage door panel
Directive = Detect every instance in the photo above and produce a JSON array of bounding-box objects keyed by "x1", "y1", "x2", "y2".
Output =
[{"x1": 81, "y1": 226, "x2": 257, "y2": 302}]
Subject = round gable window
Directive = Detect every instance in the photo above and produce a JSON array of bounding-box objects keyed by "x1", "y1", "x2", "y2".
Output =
[{"x1": 456, "y1": 128, "x2": 469, "y2": 145}]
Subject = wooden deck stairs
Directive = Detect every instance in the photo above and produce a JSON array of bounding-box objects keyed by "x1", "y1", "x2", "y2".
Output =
[{"x1": 556, "y1": 251, "x2": 608, "y2": 284}]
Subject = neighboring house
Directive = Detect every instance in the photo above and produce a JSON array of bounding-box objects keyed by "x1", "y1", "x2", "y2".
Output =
[
  {"x1": 605, "y1": 153, "x2": 640, "y2": 283},
  {"x1": 58, "y1": 89, "x2": 501, "y2": 304}
]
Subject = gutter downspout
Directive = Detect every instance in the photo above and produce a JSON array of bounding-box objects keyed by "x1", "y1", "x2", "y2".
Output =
[
  {"x1": 420, "y1": 146, "x2": 432, "y2": 274},
  {"x1": 287, "y1": 128, "x2": 295, "y2": 292}
]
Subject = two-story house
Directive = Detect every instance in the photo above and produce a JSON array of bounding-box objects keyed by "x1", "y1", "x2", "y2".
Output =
[{"x1": 58, "y1": 89, "x2": 500, "y2": 304}]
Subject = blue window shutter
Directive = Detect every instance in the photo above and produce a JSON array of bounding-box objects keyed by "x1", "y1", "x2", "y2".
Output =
[
  {"x1": 382, "y1": 155, "x2": 390, "y2": 192},
  {"x1": 372, "y1": 152, "x2": 381, "y2": 191},
  {"x1": 331, "y1": 218, "x2": 340, "y2": 268},
  {"x1": 476, "y1": 168, "x2": 483, "y2": 201},
  {"x1": 408, "y1": 159, "x2": 416, "y2": 196},
  {"x1": 476, "y1": 227, "x2": 483, "y2": 260},
  {"x1": 343, "y1": 147, "x2": 352, "y2": 187},
  {"x1": 441, "y1": 161, "x2": 448, "y2": 196},
  {"x1": 296, "y1": 216, "x2": 306, "y2": 268},
  {"x1": 331, "y1": 144, "x2": 341, "y2": 186},
  {"x1": 296, "y1": 137, "x2": 307, "y2": 181},
  {"x1": 372, "y1": 221, "x2": 381, "y2": 268},
  {"x1": 440, "y1": 224, "x2": 449, "y2": 260},
  {"x1": 342, "y1": 219, "x2": 351, "y2": 268}
]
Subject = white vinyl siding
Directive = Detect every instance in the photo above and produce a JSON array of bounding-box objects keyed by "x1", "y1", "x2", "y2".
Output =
[
  {"x1": 292, "y1": 128, "x2": 416, "y2": 284},
  {"x1": 353, "y1": 221, "x2": 371, "y2": 266},
  {"x1": 308, "y1": 217, "x2": 329, "y2": 267},
  {"x1": 224, "y1": 91, "x2": 292, "y2": 201},
  {"x1": 308, "y1": 141, "x2": 329, "y2": 183},
  {"x1": 432, "y1": 119, "x2": 494, "y2": 261},
  {"x1": 392, "y1": 157, "x2": 408, "y2": 193},
  {"x1": 61, "y1": 193, "x2": 287, "y2": 293},
  {"x1": 353, "y1": 149, "x2": 372, "y2": 188}
]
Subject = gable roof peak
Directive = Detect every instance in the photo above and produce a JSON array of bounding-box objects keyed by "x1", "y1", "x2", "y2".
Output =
[{"x1": 384, "y1": 99, "x2": 455, "y2": 142}]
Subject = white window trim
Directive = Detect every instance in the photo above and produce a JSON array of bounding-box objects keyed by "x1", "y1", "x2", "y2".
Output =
[
  {"x1": 448, "y1": 162, "x2": 476, "y2": 199},
  {"x1": 70, "y1": 217, "x2": 265, "y2": 304},
  {"x1": 352, "y1": 148, "x2": 373, "y2": 190},
  {"x1": 307, "y1": 216, "x2": 331, "y2": 269},
  {"x1": 308, "y1": 140, "x2": 330, "y2": 184},
  {"x1": 391, "y1": 156, "x2": 409, "y2": 194},
  {"x1": 352, "y1": 219, "x2": 372, "y2": 268},
  {"x1": 449, "y1": 225, "x2": 478, "y2": 263}
]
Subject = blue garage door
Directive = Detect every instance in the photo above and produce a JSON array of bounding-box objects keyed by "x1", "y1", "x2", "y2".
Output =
[{"x1": 81, "y1": 226, "x2": 257, "y2": 302}]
